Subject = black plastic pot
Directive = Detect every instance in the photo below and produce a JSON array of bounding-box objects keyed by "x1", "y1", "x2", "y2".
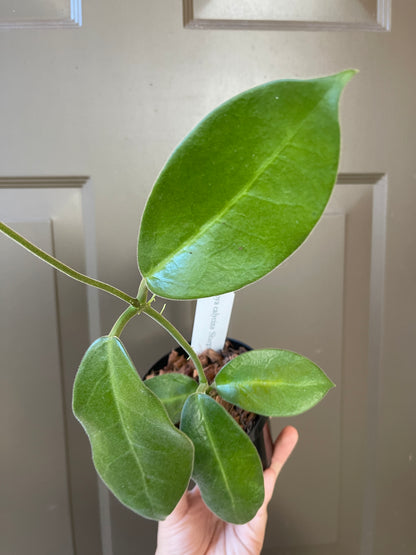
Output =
[{"x1": 145, "y1": 338, "x2": 273, "y2": 469}]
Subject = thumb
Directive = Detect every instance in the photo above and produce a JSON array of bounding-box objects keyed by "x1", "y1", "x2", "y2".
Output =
[{"x1": 263, "y1": 425, "x2": 298, "y2": 505}]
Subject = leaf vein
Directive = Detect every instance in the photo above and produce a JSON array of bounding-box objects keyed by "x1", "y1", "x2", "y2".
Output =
[
  {"x1": 83, "y1": 372, "x2": 109, "y2": 411},
  {"x1": 245, "y1": 191, "x2": 306, "y2": 210},
  {"x1": 107, "y1": 345, "x2": 155, "y2": 514},
  {"x1": 200, "y1": 400, "x2": 237, "y2": 515}
]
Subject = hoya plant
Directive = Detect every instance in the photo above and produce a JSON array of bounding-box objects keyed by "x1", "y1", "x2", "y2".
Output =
[{"x1": 0, "y1": 70, "x2": 355, "y2": 524}]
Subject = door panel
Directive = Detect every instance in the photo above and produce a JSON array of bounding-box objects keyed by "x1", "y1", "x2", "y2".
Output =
[
  {"x1": 0, "y1": 185, "x2": 102, "y2": 554},
  {"x1": 230, "y1": 175, "x2": 387, "y2": 553},
  {"x1": 183, "y1": 0, "x2": 391, "y2": 31},
  {"x1": 0, "y1": 0, "x2": 82, "y2": 29},
  {"x1": 1, "y1": 1, "x2": 415, "y2": 553},
  {"x1": 1, "y1": 220, "x2": 74, "y2": 555}
]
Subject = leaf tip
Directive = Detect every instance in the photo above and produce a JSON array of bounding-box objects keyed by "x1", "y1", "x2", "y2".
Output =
[
  {"x1": 337, "y1": 68, "x2": 359, "y2": 86},
  {"x1": 328, "y1": 378, "x2": 336, "y2": 390}
]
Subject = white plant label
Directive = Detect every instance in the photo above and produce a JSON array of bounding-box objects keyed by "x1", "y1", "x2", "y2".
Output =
[{"x1": 191, "y1": 292, "x2": 235, "y2": 354}]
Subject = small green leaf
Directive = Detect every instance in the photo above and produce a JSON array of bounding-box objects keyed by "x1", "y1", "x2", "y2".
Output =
[
  {"x1": 144, "y1": 373, "x2": 198, "y2": 423},
  {"x1": 138, "y1": 70, "x2": 356, "y2": 299},
  {"x1": 215, "y1": 349, "x2": 334, "y2": 417},
  {"x1": 180, "y1": 393, "x2": 264, "y2": 524},
  {"x1": 72, "y1": 336, "x2": 194, "y2": 520}
]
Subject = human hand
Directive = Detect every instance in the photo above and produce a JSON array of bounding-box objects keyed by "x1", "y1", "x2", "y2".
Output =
[{"x1": 156, "y1": 425, "x2": 298, "y2": 555}]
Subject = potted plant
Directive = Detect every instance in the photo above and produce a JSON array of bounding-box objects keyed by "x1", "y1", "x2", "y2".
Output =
[{"x1": 0, "y1": 69, "x2": 355, "y2": 525}]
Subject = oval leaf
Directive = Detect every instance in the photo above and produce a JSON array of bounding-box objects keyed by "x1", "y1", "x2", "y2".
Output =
[
  {"x1": 72, "y1": 336, "x2": 194, "y2": 520},
  {"x1": 144, "y1": 373, "x2": 198, "y2": 423},
  {"x1": 180, "y1": 393, "x2": 264, "y2": 524},
  {"x1": 138, "y1": 70, "x2": 356, "y2": 299},
  {"x1": 215, "y1": 349, "x2": 334, "y2": 417}
]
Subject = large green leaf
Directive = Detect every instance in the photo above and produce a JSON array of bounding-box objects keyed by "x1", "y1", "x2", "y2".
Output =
[
  {"x1": 72, "y1": 336, "x2": 194, "y2": 520},
  {"x1": 215, "y1": 349, "x2": 334, "y2": 417},
  {"x1": 138, "y1": 70, "x2": 355, "y2": 299},
  {"x1": 144, "y1": 373, "x2": 198, "y2": 423},
  {"x1": 180, "y1": 393, "x2": 264, "y2": 524}
]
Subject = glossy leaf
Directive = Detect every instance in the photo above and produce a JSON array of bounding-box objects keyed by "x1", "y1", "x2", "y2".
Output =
[
  {"x1": 180, "y1": 393, "x2": 264, "y2": 524},
  {"x1": 215, "y1": 349, "x2": 334, "y2": 417},
  {"x1": 72, "y1": 336, "x2": 194, "y2": 520},
  {"x1": 138, "y1": 70, "x2": 356, "y2": 299},
  {"x1": 144, "y1": 373, "x2": 198, "y2": 423}
]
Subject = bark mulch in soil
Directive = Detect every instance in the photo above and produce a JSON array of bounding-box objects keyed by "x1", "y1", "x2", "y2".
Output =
[{"x1": 145, "y1": 340, "x2": 258, "y2": 434}]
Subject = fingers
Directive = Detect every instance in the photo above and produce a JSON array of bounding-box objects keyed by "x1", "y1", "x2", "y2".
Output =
[
  {"x1": 163, "y1": 489, "x2": 191, "y2": 523},
  {"x1": 164, "y1": 484, "x2": 202, "y2": 523},
  {"x1": 263, "y1": 425, "x2": 298, "y2": 504},
  {"x1": 270, "y1": 425, "x2": 298, "y2": 475}
]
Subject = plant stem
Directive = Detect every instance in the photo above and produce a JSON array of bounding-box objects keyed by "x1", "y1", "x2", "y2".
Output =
[
  {"x1": 0, "y1": 221, "x2": 139, "y2": 306},
  {"x1": 2, "y1": 222, "x2": 207, "y2": 383},
  {"x1": 143, "y1": 305, "x2": 208, "y2": 385},
  {"x1": 137, "y1": 277, "x2": 148, "y2": 304},
  {"x1": 109, "y1": 305, "x2": 141, "y2": 337}
]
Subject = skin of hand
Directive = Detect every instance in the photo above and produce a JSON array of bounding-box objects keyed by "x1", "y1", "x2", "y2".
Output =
[{"x1": 156, "y1": 425, "x2": 299, "y2": 555}]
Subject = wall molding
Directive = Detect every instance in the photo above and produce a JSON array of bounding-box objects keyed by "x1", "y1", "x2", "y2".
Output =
[
  {"x1": 0, "y1": 0, "x2": 82, "y2": 30},
  {"x1": 0, "y1": 176, "x2": 89, "y2": 188},
  {"x1": 183, "y1": 0, "x2": 391, "y2": 31},
  {"x1": 0, "y1": 173, "x2": 384, "y2": 188},
  {"x1": 336, "y1": 172, "x2": 386, "y2": 185}
]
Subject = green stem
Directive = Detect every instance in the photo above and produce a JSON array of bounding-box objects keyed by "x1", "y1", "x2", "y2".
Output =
[
  {"x1": 143, "y1": 305, "x2": 208, "y2": 385},
  {"x1": 109, "y1": 305, "x2": 141, "y2": 337},
  {"x1": 0, "y1": 221, "x2": 138, "y2": 307},
  {"x1": 137, "y1": 277, "x2": 148, "y2": 304}
]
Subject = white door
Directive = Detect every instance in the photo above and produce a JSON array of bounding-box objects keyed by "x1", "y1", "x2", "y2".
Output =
[{"x1": 1, "y1": 1, "x2": 415, "y2": 554}]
